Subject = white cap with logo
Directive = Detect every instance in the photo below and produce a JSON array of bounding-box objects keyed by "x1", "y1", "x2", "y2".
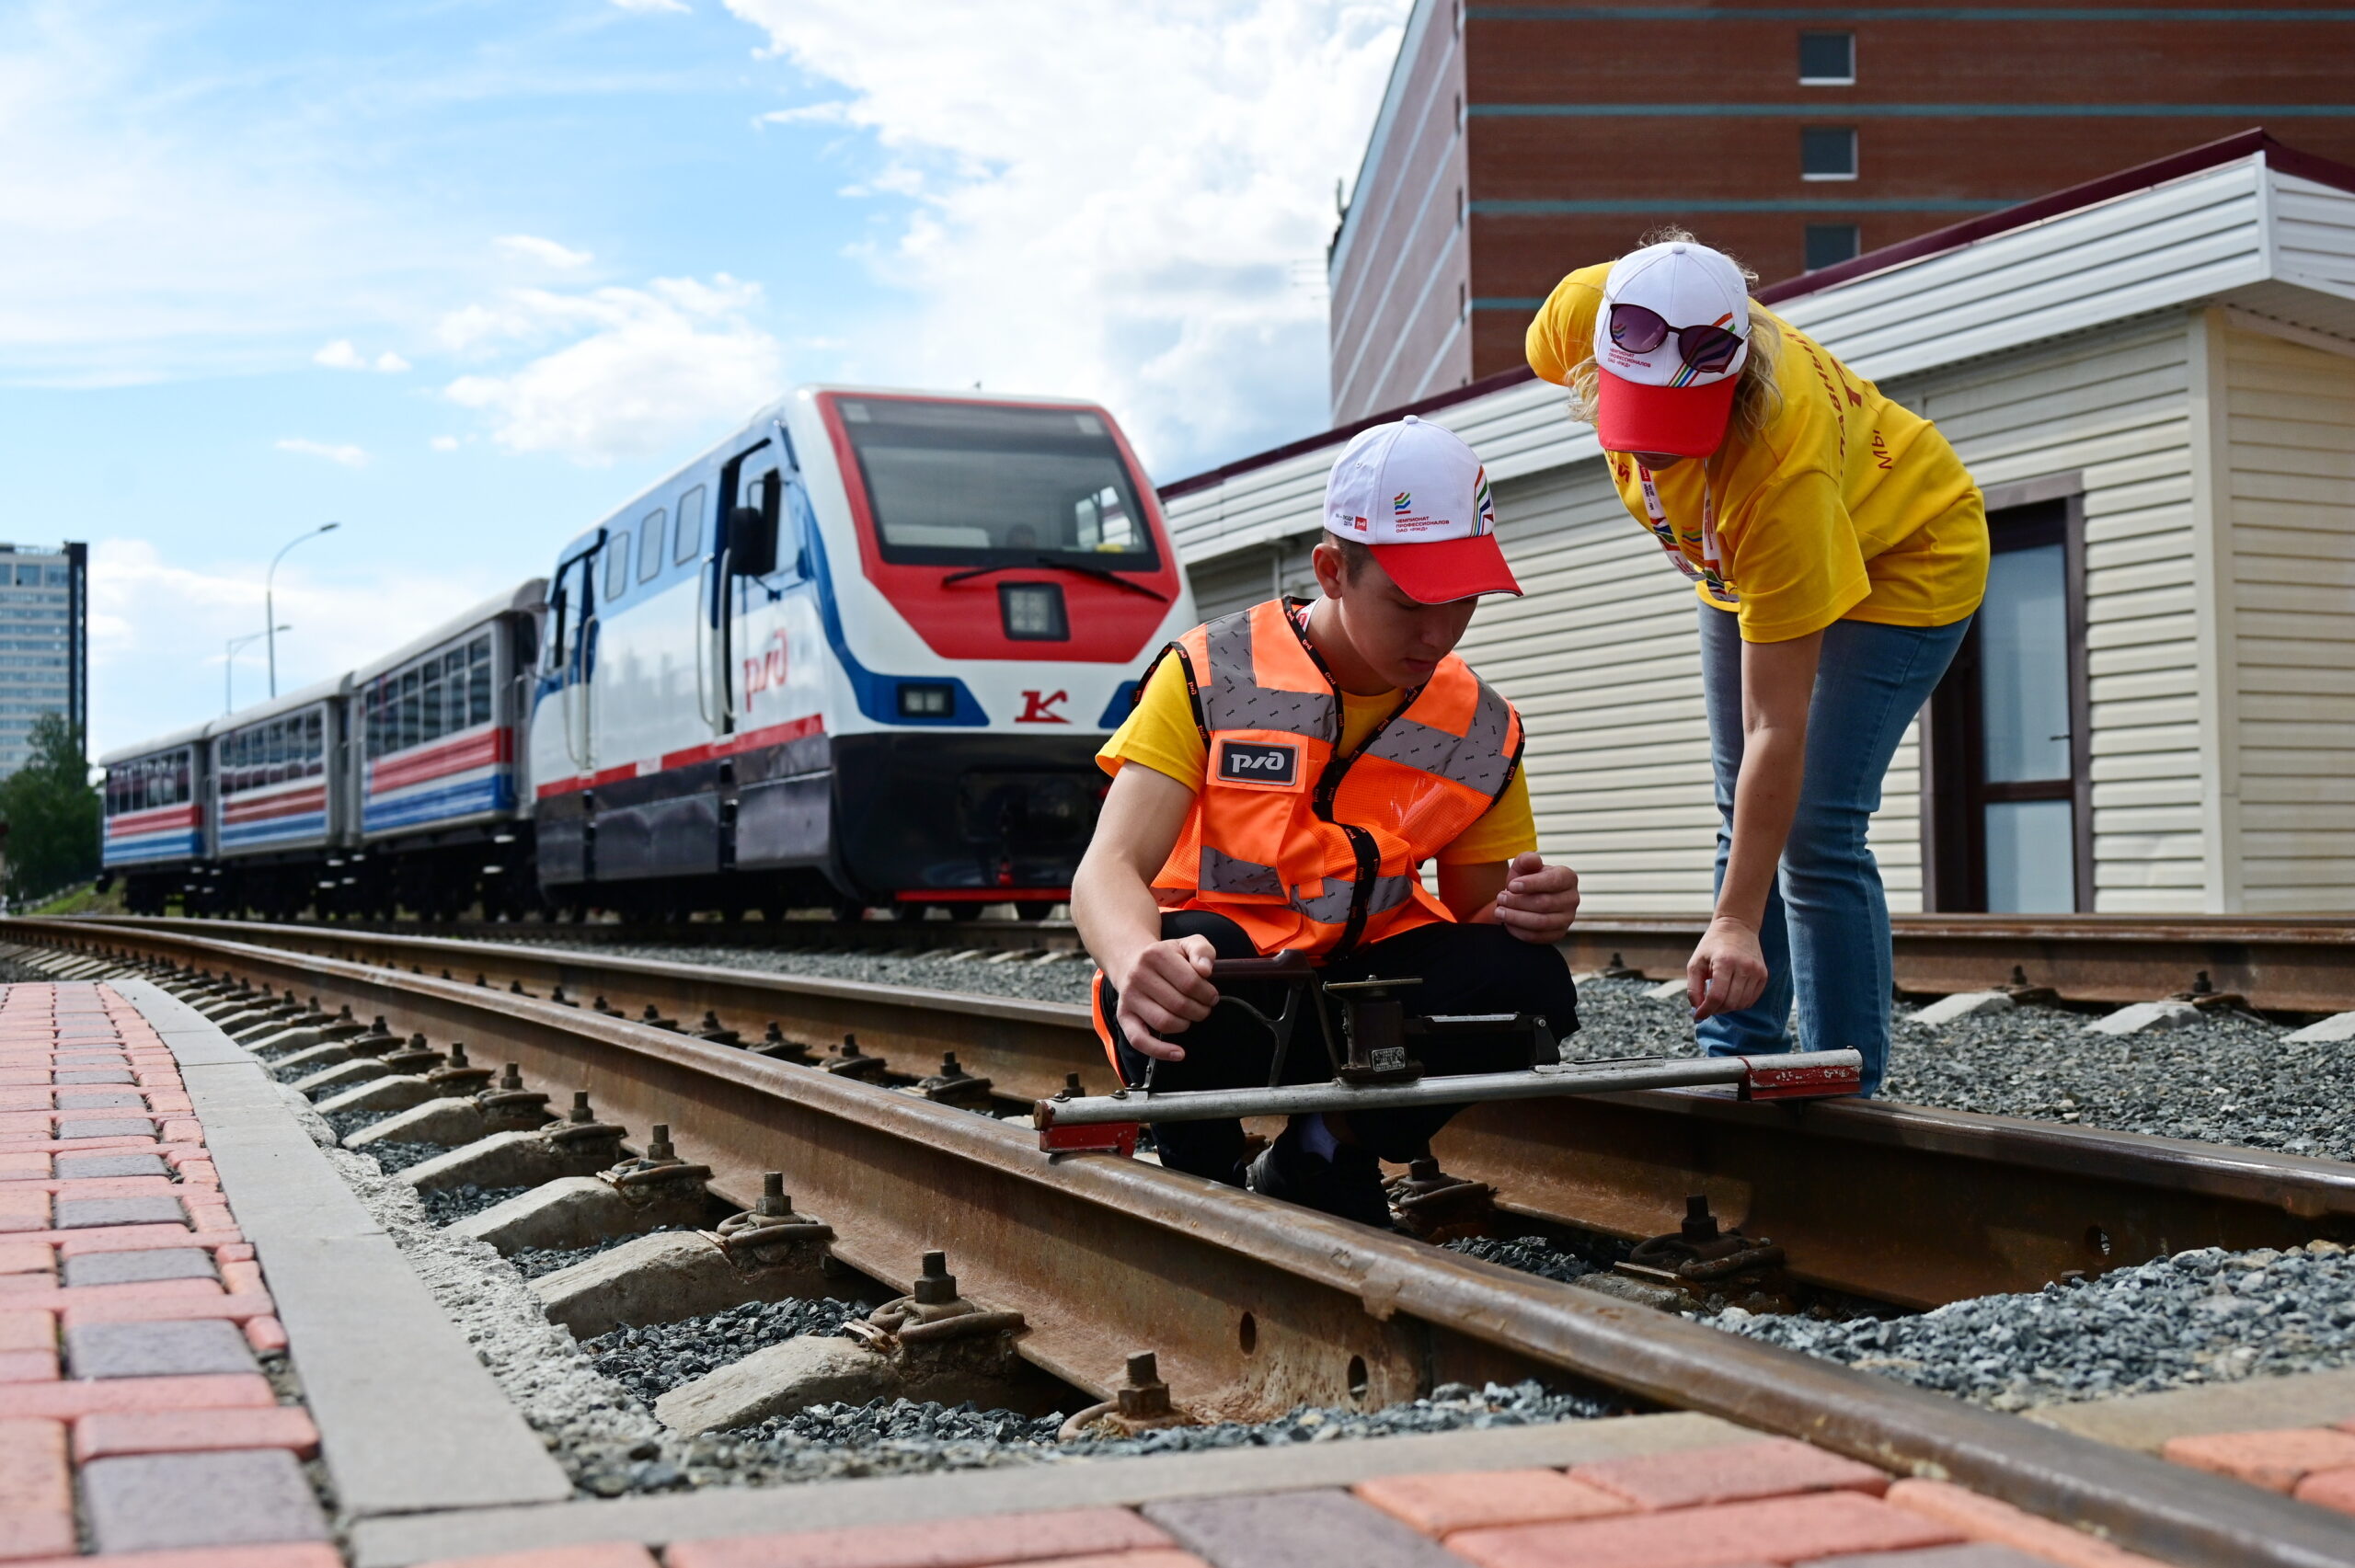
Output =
[
  {"x1": 1595, "y1": 239, "x2": 1754, "y2": 458},
  {"x1": 1323, "y1": 415, "x2": 1521, "y2": 603}
]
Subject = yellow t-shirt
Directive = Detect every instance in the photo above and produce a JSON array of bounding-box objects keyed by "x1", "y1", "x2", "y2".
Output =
[
  {"x1": 1097, "y1": 654, "x2": 1537, "y2": 867},
  {"x1": 1526, "y1": 262, "x2": 1989, "y2": 643}
]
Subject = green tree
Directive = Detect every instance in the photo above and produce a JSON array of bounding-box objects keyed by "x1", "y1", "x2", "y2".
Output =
[{"x1": 0, "y1": 714, "x2": 100, "y2": 903}]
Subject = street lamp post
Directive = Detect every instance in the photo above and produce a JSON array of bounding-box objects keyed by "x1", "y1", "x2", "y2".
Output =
[
  {"x1": 225, "y1": 627, "x2": 290, "y2": 714},
  {"x1": 266, "y1": 522, "x2": 340, "y2": 697}
]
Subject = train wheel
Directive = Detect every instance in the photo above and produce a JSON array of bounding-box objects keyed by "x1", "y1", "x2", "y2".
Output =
[
  {"x1": 948, "y1": 904, "x2": 984, "y2": 923},
  {"x1": 1016, "y1": 900, "x2": 1057, "y2": 921},
  {"x1": 890, "y1": 903, "x2": 926, "y2": 923}
]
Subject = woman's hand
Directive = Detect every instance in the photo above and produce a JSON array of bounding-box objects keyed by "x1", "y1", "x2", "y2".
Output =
[
  {"x1": 1108, "y1": 934, "x2": 1219, "y2": 1061},
  {"x1": 1688, "y1": 914, "x2": 1768, "y2": 1020}
]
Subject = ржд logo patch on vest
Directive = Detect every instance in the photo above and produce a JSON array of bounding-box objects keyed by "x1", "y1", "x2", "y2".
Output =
[{"x1": 1215, "y1": 739, "x2": 1303, "y2": 792}]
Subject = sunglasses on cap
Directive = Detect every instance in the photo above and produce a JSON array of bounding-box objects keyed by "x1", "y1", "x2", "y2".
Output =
[{"x1": 1608, "y1": 303, "x2": 1745, "y2": 375}]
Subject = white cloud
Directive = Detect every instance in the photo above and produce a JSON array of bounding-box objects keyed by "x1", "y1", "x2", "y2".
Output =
[
  {"x1": 723, "y1": 0, "x2": 1408, "y2": 475},
  {"x1": 494, "y1": 234, "x2": 595, "y2": 270},
  {"x1": 274, "y1": 437, "x2": 370, "y2": 467},
  {"x1": 314, "y1": 340, "x2": 410, "y2": 373},
  {"x1": 430, "y1": 434, "x2": 462, "y2": 452},
  {"x1": 441, "y1": 274, "x2": 782, "y2": 464},
  {"x1": 87, "y1": 538, "x2": 504, "y2": 755}
]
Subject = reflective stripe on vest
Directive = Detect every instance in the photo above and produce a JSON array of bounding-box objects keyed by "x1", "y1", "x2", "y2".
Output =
[{"x1": 1149, "y1": 598, "x2": 1523, "y2": 961}]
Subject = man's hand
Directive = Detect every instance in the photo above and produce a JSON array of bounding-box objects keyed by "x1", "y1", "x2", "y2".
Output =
[
  {"x1": 1491, "y1": 851, "x2": 1580, "y2": 944},
  {"x1": 1688, "y1": 914, "x2": 1768, "y2": 1021},
  {"x1": 1109, "y1": 933, "x2": 1220, "y2": 1061}
]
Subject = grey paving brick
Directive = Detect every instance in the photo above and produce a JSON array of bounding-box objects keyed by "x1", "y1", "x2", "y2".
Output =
[
  {"x1": 54, "y1": 1195, "x2": 186, "y2": 1229},
  {"x1": 81, "y1": 1449, "x2": 330, "y2": 1552},
  {"x1": 53, "y1": 1069, "x2": 134, "y2": 1084},
  {"x1": 63, "y1": 1248, "x2": 218, "y2": 1288},
  {"x1": 55, "y1": 1090, "x2": 144, "y2": 1109},
  {"x1": 66, "y1": 1320, "x2": 257, "y2": 1379},
  {"x1": 1810, "y1": 1548, "x2": 2055, "y2": 1568},
  {"x1": 54, "y1": 1117, "x2": 157, "y2": 1141},
  {"x1": 1143, "y1": 1490, "x2": 1463, "y2": 1568},
  {"x1": 54, "y1": 1151, "x2": 168, "y2": 1179}
]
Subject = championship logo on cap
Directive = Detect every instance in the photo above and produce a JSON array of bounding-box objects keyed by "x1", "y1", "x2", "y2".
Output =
[
  {"x1": 1595, "y1": 241, "x2": 1753, "y2": 459},
  {"x1": 1322, "y1": 417, "x2": 1520, "y2": 604}
]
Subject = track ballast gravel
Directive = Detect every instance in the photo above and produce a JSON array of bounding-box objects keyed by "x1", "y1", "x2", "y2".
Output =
[{"x1": 1714, "y1": 1241, "x2": 2355, "y2": 1410}]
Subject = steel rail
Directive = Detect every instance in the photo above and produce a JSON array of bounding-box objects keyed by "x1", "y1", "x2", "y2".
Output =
[
  {"x1": 9, "y1": 918, "x2": 2354, "y2": 1568},
  {"x1": 83, "y1": 910, "x2": 2355, "y2": 1013},
  {"x1": 38, "y1": 916, "x2": 2355, "y2": 1310}
]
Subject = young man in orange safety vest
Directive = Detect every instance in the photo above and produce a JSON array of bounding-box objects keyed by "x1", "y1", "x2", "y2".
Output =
[{"x1": 1072, "y1": 417, "x2": 1583, "y2": 1227}]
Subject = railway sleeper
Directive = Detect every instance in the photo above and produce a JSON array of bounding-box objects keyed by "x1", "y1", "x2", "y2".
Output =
[
  {"x1": 533, "y1": 1174, "x2": 840, "y2": 1338},
  {"x1": 452, "y1": 1124, "x2": 716, "y2": 1252},
  {"x1": 653, "y1": 1250, "x2": 1053, "y2": 1439},
  {"x1": 400, "y1": 1091, "x2": 629, "y2": 1193}
]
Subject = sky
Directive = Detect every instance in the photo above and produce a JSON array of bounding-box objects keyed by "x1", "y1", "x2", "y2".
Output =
[{"x1": 0, "y1": 0, "x2": 1410, "y2": 758}]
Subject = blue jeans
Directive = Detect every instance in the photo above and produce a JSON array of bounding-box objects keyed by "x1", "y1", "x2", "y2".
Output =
[{"x1": 1695, "y1": 605, "x2": 1970, "y2": 1094}]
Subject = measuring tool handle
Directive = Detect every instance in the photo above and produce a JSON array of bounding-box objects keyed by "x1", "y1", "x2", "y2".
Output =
[{"x1": 1206, "y1": 954, "x2": 1318, "y2": 982}]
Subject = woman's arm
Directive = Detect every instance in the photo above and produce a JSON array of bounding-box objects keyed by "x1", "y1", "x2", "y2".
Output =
[
  {"x1": 1688, "y1": 627, "x2": 1821, "y2": 1020},
  {"x1": 1069, "y1": 765, "x2": 1219, "y2": 1060}
]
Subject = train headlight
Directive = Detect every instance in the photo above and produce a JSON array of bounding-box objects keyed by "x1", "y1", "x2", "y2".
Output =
[
  {"x1": 998, "y1": 582, "x2": 1069, "y2": 642},
  {"x1": 898, "y1": 682, "x2": 956, "y2": 719}
]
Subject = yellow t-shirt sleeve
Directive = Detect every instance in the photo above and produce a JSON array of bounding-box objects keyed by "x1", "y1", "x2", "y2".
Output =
[
  {"x1": 1096, "y1": 655, "x2": 1204, "y2": 786},
  {"x1": 1096, "y1": 651, "x2": 1537, "y2": 864},
  {"x1": 1524, "y1": 264, "x2": 1611, "y2": 388},
  {"x1": 1729, "y1": 468, "x2": 1873, "y2": 644},
  {"x1": 1434, "y1": 766, "x2": 1537, "y2": 865}
]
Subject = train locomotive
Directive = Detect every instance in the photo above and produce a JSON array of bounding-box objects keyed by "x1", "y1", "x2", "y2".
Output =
[{"x1": 99, "y1": 386, "x2": 1195, "y2": 921}]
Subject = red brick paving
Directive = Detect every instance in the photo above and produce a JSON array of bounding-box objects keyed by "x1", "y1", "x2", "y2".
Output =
[
  {"x1": 1571, "y1": 1438, "x2": 1890, "y2": 1511},
  {"x1": 1354, "y1": 1468, "x2": 1633, "y2": 1535},
  {"x1": 412, "y1": 1548, "x2": 664, "y2": 1568},
  {"x1": 5, "y1": 1548, "x2": 341, "y2": 1568},
  {"x1": 72, "y1": 1407, "x2": 319, "y2": 1463},
  {"x1": 1446, "y1": 1491, "x2": 1959, "y2": 1568},
  {"x1": 2159, "y1": 1426, "x2": 2355, "y2": 1494},
  {"x1": 2294, "y1": 1467, "x2": 2355, "y2": 1515},
  {"x1": 1882, "y1": 1481, "x2": 2173, "y2": 1568}
]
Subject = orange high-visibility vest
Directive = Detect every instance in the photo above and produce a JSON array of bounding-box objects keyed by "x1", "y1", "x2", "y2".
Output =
[{"x1": 1146, "y1": 598, "x2": 1524, "y2": 962}]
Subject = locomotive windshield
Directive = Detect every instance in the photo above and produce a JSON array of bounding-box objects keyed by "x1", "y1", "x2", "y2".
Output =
[{"x1": 834, "y1": 397, "x2": 1159, "y2": 571}]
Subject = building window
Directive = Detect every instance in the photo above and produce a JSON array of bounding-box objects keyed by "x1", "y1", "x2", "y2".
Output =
[
  {"x1": 1799, "y1": 31, "x2": 1855, "y2": 85},
  {"x1": 1804, "y1": 223, "x2": 1860, "y2": 270},
  {"x1": 1801, "y1": 126, "x2": 1857, "y2": 181}
]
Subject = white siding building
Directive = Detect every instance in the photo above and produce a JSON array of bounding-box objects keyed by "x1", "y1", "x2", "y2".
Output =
[{"x1": 1160, "y1": 134, "x2": 2355, "y2": 918}]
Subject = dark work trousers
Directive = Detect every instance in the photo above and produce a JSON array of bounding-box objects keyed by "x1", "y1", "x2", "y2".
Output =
[{"x1": 1095, "y1": 911, "x2": 1581, "y2": 1185}]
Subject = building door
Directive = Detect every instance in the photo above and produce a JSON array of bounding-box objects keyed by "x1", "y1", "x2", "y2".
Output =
[{"x1": 1921, "y1": 497, "x2": 2093, "y2": 912}]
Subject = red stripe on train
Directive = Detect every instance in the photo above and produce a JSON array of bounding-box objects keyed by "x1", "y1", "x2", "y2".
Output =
[
  {"x1": 370, "y1": 727, "x2": 513, "y2": 794},
  {"x1": 535, "y1": 715, "x2": 825, "y2": 800}
]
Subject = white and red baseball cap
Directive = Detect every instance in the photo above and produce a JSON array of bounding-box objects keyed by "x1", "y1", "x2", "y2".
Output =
[
  {"x1": 1594, "y1": 240, "x2": 1753, "y2": 459},
  {"x1": 1323, "y1": 416, "x2": 1521, "y2": 604}
]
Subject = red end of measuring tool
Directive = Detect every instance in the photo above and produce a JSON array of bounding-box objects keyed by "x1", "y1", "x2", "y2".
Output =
[
  {"x1": 1037, "y1": 1119, "x2": 1141, "y2": 1157},
  {"x1": 1737, "y1": 1056, "x2": 1863, "y2": 1100}
]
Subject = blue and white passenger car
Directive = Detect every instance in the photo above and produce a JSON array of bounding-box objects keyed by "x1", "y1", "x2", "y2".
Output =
[{"x1": 98, "y1": 723, "x2": 211, "y2": 912}]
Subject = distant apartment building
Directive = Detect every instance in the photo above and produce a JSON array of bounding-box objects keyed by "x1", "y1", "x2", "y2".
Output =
[
  {"x1": 1328, "y1": 0, "x2": 2355, "y2": 424},
  {"x1": 0, "y1": 544, "x2": 89, "y2": 774}
]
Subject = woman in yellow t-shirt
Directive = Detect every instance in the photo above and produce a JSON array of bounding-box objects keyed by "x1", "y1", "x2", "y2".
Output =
[{"x1": 1525, "y1": 234, "x2": 1987, "y2": 1094}]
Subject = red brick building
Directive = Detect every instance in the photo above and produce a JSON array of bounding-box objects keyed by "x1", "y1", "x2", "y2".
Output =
[{"x1": 1327, "y1": 0, "x2": 2355, "y2": 424}]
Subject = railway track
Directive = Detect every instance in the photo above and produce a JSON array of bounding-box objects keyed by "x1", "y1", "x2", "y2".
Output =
[{"x1": 7, "y1": 913, "x2": 2355, "y2": 1568}]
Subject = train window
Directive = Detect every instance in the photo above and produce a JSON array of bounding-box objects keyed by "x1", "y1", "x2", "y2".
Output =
[
  {"x1": 605, "y1": 532, "x2": 630, "y2": 601},
  {"x1": 834, "y1": 397, "x2": 1158, "y2": 571},
  {"x1": 399, "y1": 669, "x2": 421, "y2": 751},
  {"x1": 468, "y1": 637, "x2": 492, "y2": 727},
  {"x1": 422, "y1": 662, "x2": 444, "y2": 745},
  {"x1": 306, "y1": 710, "x2": 324, "y2": 774},
  {"x1": 674, "y1": 486, "x2": 706, "y2": 563},
  {"x1": 638, "y1": 509, "x2": 666, "y2": 582}
]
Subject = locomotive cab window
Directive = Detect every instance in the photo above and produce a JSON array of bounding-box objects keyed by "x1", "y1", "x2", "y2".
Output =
[
  {"x1": 674, "y1": 486, "x2": 706, "y2": 564},
  {"x1": 832, "y1": 397, "x2": 1159, "y2": 572},
  {"x1": 638, "y1": 509, "x2": 666, "y2": 582},
  {"x1": 604, "y1": 532, "x2": 630, "y2": 601}
]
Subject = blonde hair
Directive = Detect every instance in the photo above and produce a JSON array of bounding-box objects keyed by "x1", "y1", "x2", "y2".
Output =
[{"x1": 1562, "y1": 226, "x2": 1784, "y2": 447}]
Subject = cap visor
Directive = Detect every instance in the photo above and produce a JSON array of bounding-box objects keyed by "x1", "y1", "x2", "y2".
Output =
[
  {"x1": 1596, "y1": 367, "x2": 1736, "y2": 460},
  {"x1": 1369, "y1": 534, "x2": 1522, "y2": 605}
]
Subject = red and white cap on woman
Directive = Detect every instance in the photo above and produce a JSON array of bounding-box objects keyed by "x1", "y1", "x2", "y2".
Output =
[
  {"x1": 1324, "y1": 416, "x2": 1521, "y2": 604},
  {"x1": 1595, "y1": 241, "x2": 1753, "y2": 459}
]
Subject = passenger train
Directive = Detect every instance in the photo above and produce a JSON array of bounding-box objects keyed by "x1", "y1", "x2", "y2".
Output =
[{"x1": 99, "y1": 387, "x2": 1195, "y2": 921}]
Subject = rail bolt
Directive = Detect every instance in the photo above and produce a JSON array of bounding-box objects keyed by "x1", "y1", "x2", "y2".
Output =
[{"x1": 913, "y1": 1250, "x2": 958, "y2": 1306}]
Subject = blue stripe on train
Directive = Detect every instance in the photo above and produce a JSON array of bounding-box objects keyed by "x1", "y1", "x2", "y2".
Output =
[
  {"x1": 102, "y1": 833, "x2": 202, "y2": 866},
  {"x1": 220, "y1": 813, "x2": 327, "y2": 850},
  {"x1": 363, "y1": 773, "x2": 513, "y2": 834}
]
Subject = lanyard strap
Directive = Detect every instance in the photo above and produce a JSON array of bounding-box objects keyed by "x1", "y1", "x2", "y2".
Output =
[{"x1": 1636, "y1": 463, "x2": 1739, "y2": 602}]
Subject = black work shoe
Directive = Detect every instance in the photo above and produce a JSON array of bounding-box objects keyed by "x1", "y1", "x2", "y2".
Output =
[{"x1": 1246, "y1": 1125, "x2": 1394, "y2": 1229}]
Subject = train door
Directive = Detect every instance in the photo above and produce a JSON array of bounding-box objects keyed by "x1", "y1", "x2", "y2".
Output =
[
  {"x1": 722, "y1": 426, "x2": 830, "y2": 873},
  {"x1": 534, "y1": 546, "x2": 602, "y2": 887}
]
